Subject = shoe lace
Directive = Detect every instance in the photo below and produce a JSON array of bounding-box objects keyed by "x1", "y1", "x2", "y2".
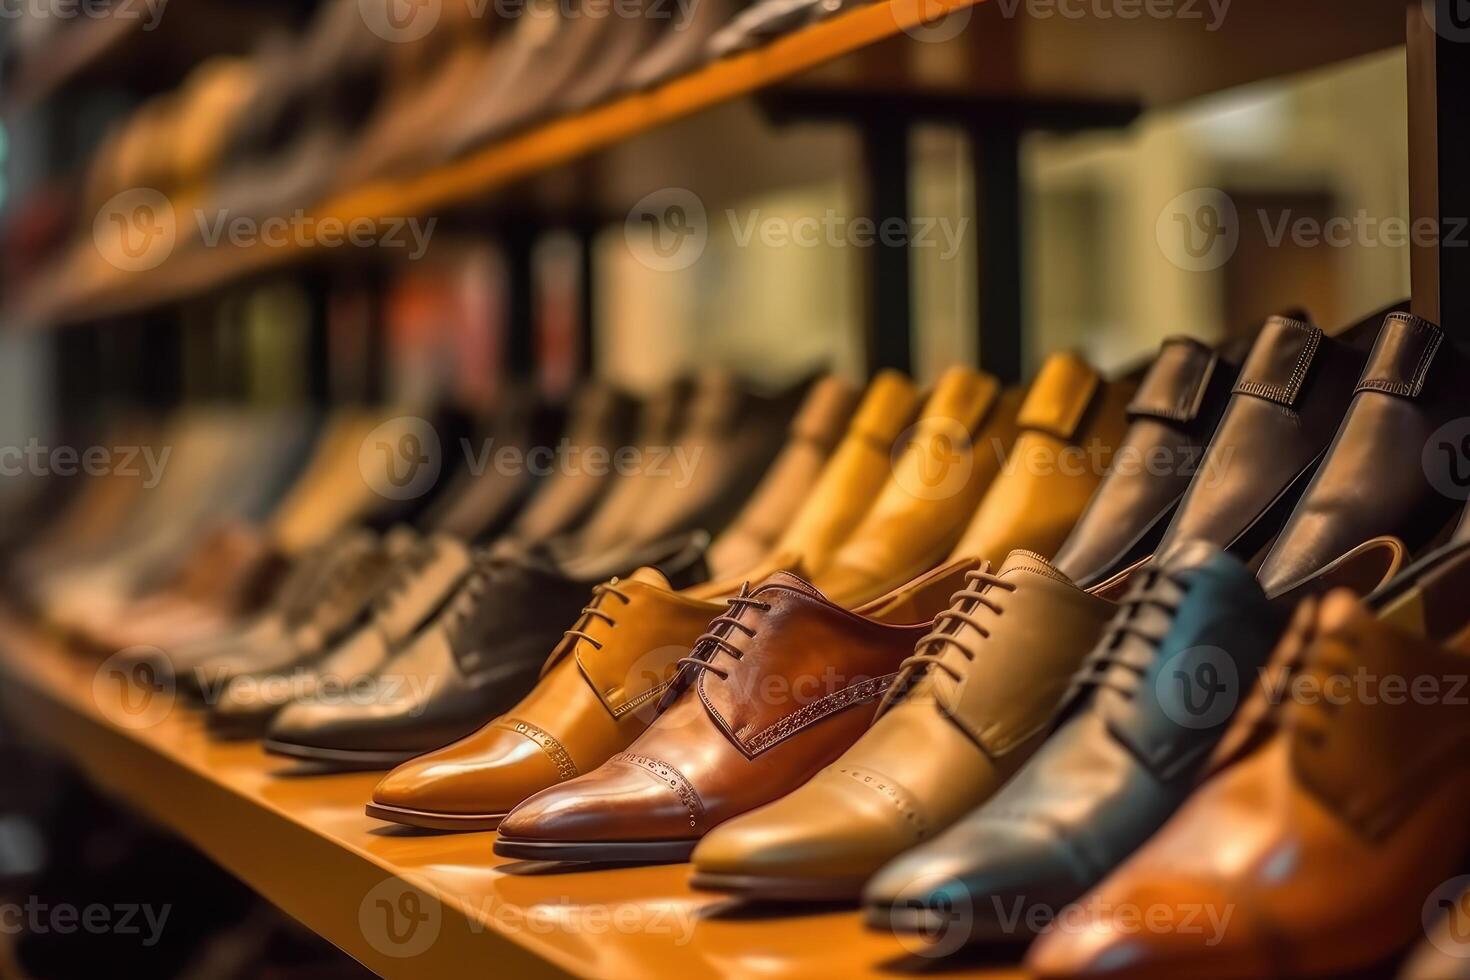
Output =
[
  {"x1": 442, "y1": 551, "x2": 502, "y2": 638},
  {"x1": 562, "y1": 579, "x2": 633, "y2": 651},
  {"x1": 673, "y1": 586, "x2": 771, "y2": 682},
  {"x1": 372, "y1": 541, "x2": 438, "y2": 615},
  {"x1": 288, "y1": 546, "x2": 385, "y2": 625},
  {"x1": 897, "y1": 564, "x2": 1016, "y2": 684},
  {"x1": 1068, "y1": 566, "x2": 1188, "y2": 701}
]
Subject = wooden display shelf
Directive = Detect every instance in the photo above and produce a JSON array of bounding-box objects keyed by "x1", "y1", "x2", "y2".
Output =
[{"x1": 0, "y1": 614, "x2": 1024, "y2": 980}]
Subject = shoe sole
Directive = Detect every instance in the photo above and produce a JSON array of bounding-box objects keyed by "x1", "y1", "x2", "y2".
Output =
[
  {"x1": 493, "y1": 836, "x2": 696, "y2": 864},
  {"x1": 689, "y1": 871, "x2": 866, "y2": 903},
  {"x1": 365, "y1": 802, "x2": 506, "y2": 832},
  {"x1": 261, "y1": 739, "x2": 419, "y2": 770},
  {"x1": 871, "y1": 903, "x2": 1034, "y2": 945}
]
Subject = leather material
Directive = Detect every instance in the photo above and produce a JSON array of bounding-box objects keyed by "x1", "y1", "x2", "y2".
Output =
[
  {"x1": 1027, "y1": 586, "x2": 1470, "y2": 980},
  {"x1": 206, "y1": 534, "x2": 475, "y2": 737},
  {"x1": 265, "y1": 533, "x2": 709, "y2": 765},
  {"x1": 494, "y1": 560, "x2": 978, "y2": 851},
  {"x1": 496, "y1": 383, "x2": 642, "y2": 551},
  {"x1": 1054, "y1": 338, "x2": 1237, "y2": 589},
  {"x1": 704, "y1": 375, "x2": 858, "y2": 580},
  {"x1": 171, "y1": 528, "x2": 409, "y2": 699},
  {"x1": 369, "y1": 565, "x2": 724, "y2": 819},
  {"x1": 768, "y1": 370, "x2": 919, "y2": 579},
  {"x1": 690, "y1": 551, "x2": 1115, "y2": 898},
  {"x1": 557, "y1": 371, "x2": 810, "y2": 567},
  {"x1": 864, "y1": 543, "x2": 1281, "y2": 938},
  {"x1": 950, "y1": 353, "x2": 1134, "y2": 566},
  {"x1": 622, "y1": 0, "x2": 744, "y2": 90},
  {"x1": 1152, "y1": 314, "x2": 1369, "y2": 568},
  {"x1": 813, "y1": 366, "x2": 1013, "y2": 606},
  {"x1": 1257, "y1": 313, "x2": 1470, "y2": 597}
]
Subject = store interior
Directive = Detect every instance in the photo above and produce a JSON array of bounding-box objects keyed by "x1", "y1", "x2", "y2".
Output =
[{"x1": 0, "y1": 0, "x2": 1466, "y2": 977}]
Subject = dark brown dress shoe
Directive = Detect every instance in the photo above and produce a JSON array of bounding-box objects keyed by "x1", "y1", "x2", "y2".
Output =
[
  {"x1": 1054, "y1": 337, "x2": 1237, "y2": 590},
  {"x1": 493, "y1": 560, "x2": 976, "y2": 863},
  {"x1": 1149, "y1": 311, "x2": 1374, "y2": 569},
  {"x1": 1257, "y1": 312, "x2": 1470, "y2": 597}
]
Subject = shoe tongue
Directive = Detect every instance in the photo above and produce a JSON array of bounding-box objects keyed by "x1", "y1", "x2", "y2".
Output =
[
  {"x1": 752, "y1": 569, "x2": 826, "y2": 600},
  {"x1": 996, "y1": 549, "x2": 1068, "y2": 581},
  {"x1": 625, "y1": 565, "x2": 673, "y2": 590}
]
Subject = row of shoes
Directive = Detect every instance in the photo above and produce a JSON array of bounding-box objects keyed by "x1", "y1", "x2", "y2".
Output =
[
  {"x1": 9, "y1": 304, "x2": 1470, "y2": 976},
  {"x1": 77, "y1": 0, "x2": 884, "y2": 234}
]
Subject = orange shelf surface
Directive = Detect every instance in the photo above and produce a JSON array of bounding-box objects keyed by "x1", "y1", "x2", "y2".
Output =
[{"x1": 0, "y1": 614, "x2": 1024, "y2": 979}]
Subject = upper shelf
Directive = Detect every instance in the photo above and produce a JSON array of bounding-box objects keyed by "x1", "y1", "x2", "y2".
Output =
[
  {"x1": 2, "y1": 0, "x2": 294, "y2": 116},
  {"x1": 7, "y1": 0, "x2": 1405, "y2": 327}
]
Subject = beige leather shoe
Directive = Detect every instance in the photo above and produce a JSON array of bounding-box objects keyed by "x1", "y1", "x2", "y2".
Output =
[
  {"x1": 950, "y1": 351, "x2": 1135, "y2": 565},
  {"x1": 690, "y1": 550, "x2": 1115, "y2": 901}
]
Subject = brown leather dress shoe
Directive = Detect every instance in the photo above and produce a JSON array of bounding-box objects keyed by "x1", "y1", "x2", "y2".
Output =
[
  {"x1": 1027, "y1": 582, "x2": 1470, "y2": 980},
  {"x1": 491, "y1": 559, "x2": 977, "y2": 863}
]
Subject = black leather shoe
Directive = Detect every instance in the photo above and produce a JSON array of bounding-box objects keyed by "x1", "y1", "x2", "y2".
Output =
[
  {"x1": 864, "y1": 540, "x2": 1282, "y2": 943},
  {"x1": 1257, "y1": 312, "x2": 1470, "y2": 597},
  {"x1": 261, "y1": 532, "x2": 709, "y2": 770},
  {"x1": 1053, "y1": 336, "x2": 1237, "y2": 591}
]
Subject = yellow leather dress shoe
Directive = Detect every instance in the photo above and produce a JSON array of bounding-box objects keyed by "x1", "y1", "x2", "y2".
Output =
[
  {"x1": 690, "y1": 549, "x2": 1115, "y2": 901},
  {"x1": 950, "y1": 351, "x2": 1134, "y2": 565},
  {"x1": 814, "y1": 366, "x2": 1016, "y2": 606}
]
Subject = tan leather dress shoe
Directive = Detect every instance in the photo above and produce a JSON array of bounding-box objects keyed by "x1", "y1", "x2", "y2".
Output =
[
  {"x1": 492, "y1": 559, "x2": 979, "y2": 863},
  {"x1": 366, "y1": 566, "x2": 722, "y2": 829},
  {"x1": 814, "y1": 366, "x2": 1014, "y2": 605},
  {"x1": 691, "y1": 550, "x2": 1115, "y2": 901},
  {"x1": 950, "y1": 351, "x2": 1134, "y2": 565},
  {"x1": 1027, "y1": 584, "x2": 1470, "y2": 980}
]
